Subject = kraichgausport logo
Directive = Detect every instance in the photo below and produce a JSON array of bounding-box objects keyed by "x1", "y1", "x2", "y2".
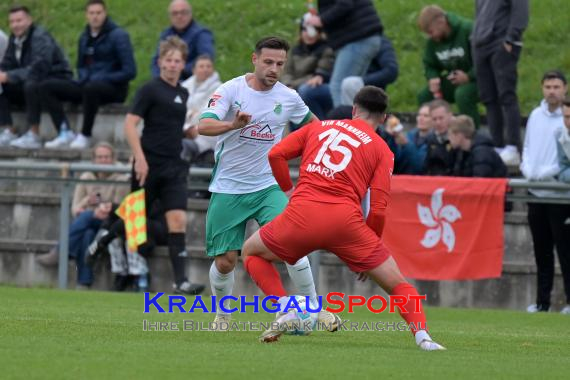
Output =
[{"x1": 144, "y1": 293, "x2": 426, "y2": 314}]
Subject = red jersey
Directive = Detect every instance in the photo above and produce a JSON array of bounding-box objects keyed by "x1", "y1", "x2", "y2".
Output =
[{"x1": 269, "y1": 118, "x2": 394, "y2": 211}]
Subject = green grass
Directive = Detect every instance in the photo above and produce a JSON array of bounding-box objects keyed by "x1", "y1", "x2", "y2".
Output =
[
  {"x1": 1, "y1": 286, "x2": 568, "y2": 379},
  {"x1": 1, "y1": 0, "x2": 569, "y2": 114}
]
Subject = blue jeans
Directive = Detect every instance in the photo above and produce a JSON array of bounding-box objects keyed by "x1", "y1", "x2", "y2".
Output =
[
  {"x1": 329, "y1": 35, "x2": 382, "y2": 107},
  {"x1": 297, "y1": 83, "x2": 333, "y2": 122},
  {"x1": 68, "y1": 210, "x2": 102, "y2": 286}
]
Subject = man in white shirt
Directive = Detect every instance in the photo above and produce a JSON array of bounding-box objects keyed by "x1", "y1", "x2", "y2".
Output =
[
  {"x1": 198, "y1": 37, "x2": 338, "y2": 331},
  {"x1": 520, "y1": 70, "x2": 570, "y2": 314}
]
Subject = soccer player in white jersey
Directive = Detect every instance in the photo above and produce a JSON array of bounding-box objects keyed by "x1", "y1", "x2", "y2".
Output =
[{"x1": 198, "y1": 36, "x2": 338, "y2": 329}]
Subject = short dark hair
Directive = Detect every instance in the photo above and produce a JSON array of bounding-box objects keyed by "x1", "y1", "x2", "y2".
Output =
[
  {"x1": 86, "y1": 0, "x2": 106, "y2": 10},
  {"x1": 9, "y1": 5, "x2": 31, "y2": 15},
  {"x1": 353, "y1": 86, "x2": 388, "y2": 116},
  {"x1": 255, "y1": 36, "x2": 290, "y2": 55},
  {"x1": 192, "y1": 54, "x2": 213, "y2": 68},
  {"x1": 429, "y1": 99, "x2": 452, "y2": 113},
  {"x1": 542, "y1": 69, "x2": 567, "y2": 85}
]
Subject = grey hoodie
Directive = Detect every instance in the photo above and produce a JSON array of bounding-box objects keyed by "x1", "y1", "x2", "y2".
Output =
[{"x1": 472, "y1": 0, "x2": 529, "y2": 48}]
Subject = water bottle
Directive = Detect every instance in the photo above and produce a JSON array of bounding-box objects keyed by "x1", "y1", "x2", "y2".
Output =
[{"x1": 138, "y1": 273, "x2": 149, "y2": 292}]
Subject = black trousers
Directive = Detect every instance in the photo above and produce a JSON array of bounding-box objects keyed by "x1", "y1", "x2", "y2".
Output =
[
  {"x1": 473, "y1": 43, "x2": 522, "y2": 149},
  {"x1": 39, "y1": 79, "x2": 127, "y2": 136},
  {"x1": 527, "y1": 202, "x2": 570, "y2": 307},
  {"x1": 0, "y1": 81, "x2": 42, "y2": 127}
]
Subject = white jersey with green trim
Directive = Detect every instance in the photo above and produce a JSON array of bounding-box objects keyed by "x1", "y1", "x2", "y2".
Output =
[{"x1": 200, "y1": 75, "x2": 311, "y2": 194}]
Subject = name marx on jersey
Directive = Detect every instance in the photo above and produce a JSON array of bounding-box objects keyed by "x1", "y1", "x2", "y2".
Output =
[{"x1": 306, "y1": 120, "x2": 373, "y2": 179}]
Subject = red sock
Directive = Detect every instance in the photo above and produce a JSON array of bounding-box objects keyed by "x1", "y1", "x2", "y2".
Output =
[
  {"x1": 244, "y1": 256, "x2": 287, "y2": 299},
  {"x1": 391, "y1": 282, "x2": 428, "y2": 335}
]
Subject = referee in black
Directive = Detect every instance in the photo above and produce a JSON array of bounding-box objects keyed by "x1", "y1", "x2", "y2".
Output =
[{"x1": 124, "y1": 36, "x2": 204, "y2": 295}]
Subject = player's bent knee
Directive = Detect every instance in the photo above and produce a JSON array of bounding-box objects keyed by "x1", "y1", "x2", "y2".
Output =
[{"x1": 215, "y1": 253, "x2": 238, "y2": 274}]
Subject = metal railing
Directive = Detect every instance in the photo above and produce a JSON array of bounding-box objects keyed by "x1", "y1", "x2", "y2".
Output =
[{"x1": 1, "y1": 160, "x2": 570, "y2": 289}]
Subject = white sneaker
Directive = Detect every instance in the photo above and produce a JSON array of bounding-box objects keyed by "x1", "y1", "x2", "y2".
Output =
[
  {"x1": 44, "y1": 130, "x2": 76, "y2": 149},
  {"x1": 560, "y1": 305, "x2": 570, "y2": 315},
  {"x1": 526, "y1": 304, "x2": 550, "y2": 313},
  {"x1": 500, "y1": 147, "x2": 521, "y2": 166},
  {"x1": 69, "y1": 133, "x2": 91, "y2": 149},
  {"x1": 418, "y1": 339, "x2": 446, "y2": 351},
  {"x1": 0, "y1": 128, "x2": 18, "y2": 146},
  {"x1": 211, "y1": 314, "x2": 232, "y2": 332},
  {"x1": 9, "y1": 130, "x2": 41, "y2": 149}
]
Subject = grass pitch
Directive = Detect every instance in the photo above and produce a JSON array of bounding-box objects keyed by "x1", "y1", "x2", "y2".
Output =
[{"x1": 0, "y1": 286, "x2": 568, "y2": 380}]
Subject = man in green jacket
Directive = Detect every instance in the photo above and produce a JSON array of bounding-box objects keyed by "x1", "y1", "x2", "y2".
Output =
[{"x1": 417, "y1": 5, "x2": 479, "y2": 128}]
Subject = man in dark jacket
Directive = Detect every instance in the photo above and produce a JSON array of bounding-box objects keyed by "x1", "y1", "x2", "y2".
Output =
[
  {"x1": 448, "y1": 115, "x2": 507, "y2": 177},
  {"x1": 151, "y1": 0, "x2": 215, "y2": 80},
  {"x1": 472, "y1": 0, "x2": 529, "y2": 166},
  {"x1": 0, "y1": 5, "x2": 72, "y2": 149},
  {"x1": 305, "y1": 0, "x2": 383, "y2": 108},
  {"x1": 39, "y1": 0, "x2": 136, "y2": 149},
  {"x1": 423, "y1": 99, "x2": 457, "y2": 175},
  {"x1": 417, "y1": 5, "x2": 479, "y2": 128}
]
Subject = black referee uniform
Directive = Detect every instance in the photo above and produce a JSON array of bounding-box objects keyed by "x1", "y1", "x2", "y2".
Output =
[{"x1": 129, "y1": 77, "x2": 200, "y2": 292}]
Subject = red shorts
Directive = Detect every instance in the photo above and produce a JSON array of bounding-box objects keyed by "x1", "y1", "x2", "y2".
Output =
[{"x1": 259, "y1": 200, "x2": 391, "y2": 273}]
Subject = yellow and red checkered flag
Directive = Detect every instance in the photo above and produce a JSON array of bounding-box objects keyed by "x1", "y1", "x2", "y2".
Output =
[{"x1": 115, "y1": 189, "x2": 147, "y2": 252}]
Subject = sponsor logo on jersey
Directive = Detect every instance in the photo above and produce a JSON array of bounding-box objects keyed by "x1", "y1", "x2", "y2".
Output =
[
  {"x1": 207, "y1": 94, "x2": 222, "y2": 108},
  {"x1": 174, "y1": 95, "x2": 183, "y2": 104},
  {"x1": 239, "y1": 123, "x2": 276, "y2": 143}
]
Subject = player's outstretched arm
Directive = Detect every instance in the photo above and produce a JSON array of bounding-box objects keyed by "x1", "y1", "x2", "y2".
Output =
[
  {"x1": 198, "y1": 111, "x2": 252, "y2": 136},
  {"x1": 268, "y1": 126, "x2": 310, "y2": 192},
  {"x1": 367, "y1": 154, "x2": 393, "y2": 238}
]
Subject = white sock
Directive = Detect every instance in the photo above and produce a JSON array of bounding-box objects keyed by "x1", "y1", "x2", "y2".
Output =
[
  {"x1": 209, "y1": 262, "x2": 234, "y2": 316},
  {"x1": 415, "y1": 329, "x2": 431, "y2": 345},
  {"x1": 286, "y1": 257, "x2": 318, "y2": 306}
]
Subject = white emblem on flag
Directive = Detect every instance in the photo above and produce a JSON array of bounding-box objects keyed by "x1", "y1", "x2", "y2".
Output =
[{"x1": 418, "y1": 188, "x2": 461, "y2": 252}]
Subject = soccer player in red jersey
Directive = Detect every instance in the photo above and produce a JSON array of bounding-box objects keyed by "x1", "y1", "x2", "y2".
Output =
[{"x1": 242, "y1": 86, "x2": 445, "y2": 350}]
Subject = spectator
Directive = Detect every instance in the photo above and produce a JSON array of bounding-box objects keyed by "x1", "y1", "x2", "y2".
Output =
[
  {"x1": 0, "y1": 29, "x2": 8, "y2": 62},
  {"x1": 520, "y1": 70, "x2": 570, "y2": 314},
  {"x1": 554, "y1": 98, "x2": 570, "y2": 315},
  {"x1": 423, "y1": 99, "x2": 456, "y2": 175},
  {"x1": 87, "y1": 199, "x2": 168, "y2": 292},
  {"x1": 39, "y1": 0, "x2": 136, "y2": 149},
  {"x1": 339, "y1": 35, "x2": 398, "y2": 105},
  {"x1": 556, "y1": 97, "x2": 570, "y2": 183},
  {"x1": 387, "y1": 104, "x2": 433, "y2": 175},
  {"x1": 0, "y1": 6, "x2": 72, "y2": 149},
  {"x1": 305, "y1": 0, "x2": 383, "y2": 108},
  {"x1": 320, "y1": 36, "x2": 399, "y2": 120},
  {"x1": 448, "y1": 115, "x2": 507, "y2": 177},
  {"x1": 472, "y1": 0, "x2": 529, "y2": 165},
  {"x1": 281, "y1": 19, "x2": 334, "y2": 122},
  {"x1": 417, "y1": 5, "x2": 479, "y2": 128},
  {"x1": 180, "y1": 55, "x2": 221, "y2": 162},
  {"x1": 151, "y1": 0, "x2": 214, "y2": 81},
  {"x1": 37, "y1": 142, "x2": 129, "y2": 289}
]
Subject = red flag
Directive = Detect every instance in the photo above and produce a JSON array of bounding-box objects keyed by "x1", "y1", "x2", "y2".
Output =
[{"x1": 383, "y1": 176, "x2": 508, "y2": 280}]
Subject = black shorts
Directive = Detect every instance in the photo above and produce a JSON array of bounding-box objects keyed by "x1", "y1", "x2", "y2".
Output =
[{"x1": 131, "y1": 158, "x2": 189, "y2": 212}]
